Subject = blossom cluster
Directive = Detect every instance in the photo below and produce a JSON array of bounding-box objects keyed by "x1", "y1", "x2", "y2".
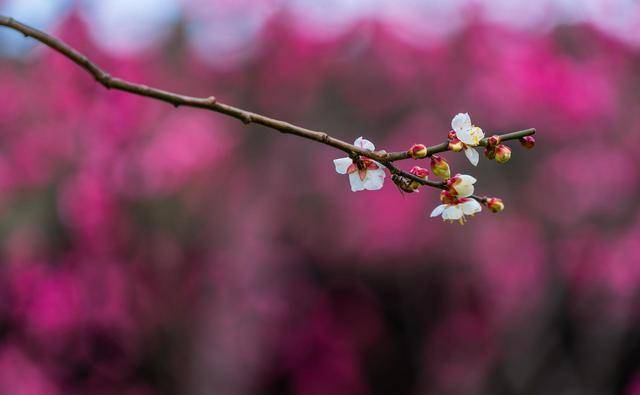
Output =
[{"x1": 334, "y1": 113, "x2": 535, "y2": 223}]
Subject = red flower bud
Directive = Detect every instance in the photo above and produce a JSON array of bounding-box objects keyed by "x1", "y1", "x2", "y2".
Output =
[
  {"x1": 409, "y1": 166, "x2": 429, "y2": 179},
  {"x1": 487, "y1": 135, "x2": 501, "y2": 147},
  {"x1": 520, "y1": 136, "x2": 535, "y2": 149}
]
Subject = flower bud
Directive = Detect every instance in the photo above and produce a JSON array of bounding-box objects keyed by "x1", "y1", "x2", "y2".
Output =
[
  {"x1": 409, "y1": 166, "x2": 429, "y2": 190},
  {"x1": 520, "y1": 136, "x2": 535, "y2": 149},
  {"x1": 486, "y1": 197, "x2": 504, "y2": 213},
  {"x1": 483, "y1": 147, "x2": 495, "y2": 160},
  {"x1": 409, "y1": 166, "x2": 429, "y2": 179},
  {"x1": 408, "y1": 143, "x2": 428, "y2": 159},
  {"x1": 430, "y1": 155, "x2": 451, "y2": 180},
  {"x1": 447, "y1": 130, "x2": 457, "y2": 140},
  {"x1": 487, "y1": 135, "x2": 501, "y2": 147},
  {"x1": 494, "y1": 144, "x2": 512, "y2": 164},
  {"x1": 448, "y1": 139, "x2": 464, "y2": 152}
]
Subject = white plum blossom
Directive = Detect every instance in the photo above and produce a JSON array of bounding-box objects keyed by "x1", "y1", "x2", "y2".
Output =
[
  {"x1": 333, "y1": 137, "x2": 386, "y2": 192},
  {"x1": 430, "y1": 198, "x2": 482, "y2": 223},
  {"x1": 446, "y1": 174, "x2": 476, "y2": 197},
  {"x1": 451, "y1": 113, "x2": 484, "y2": 166},
  {"x1": 430, "y1": 177, "x2": 482, "y2": 223}
]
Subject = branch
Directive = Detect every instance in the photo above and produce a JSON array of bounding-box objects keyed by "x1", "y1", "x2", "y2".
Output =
[
  {"x1": 0, "y1": 16, "x2": 534, "y2": 164},
  {"x1": 0, "y1": 15, "x2": 534, "y2": 214},
  {"x1": 383, "y1": 128, "x2": 536, "y2": 162},
  {"x1": 0, "y1": 15, "x2": 371, "y2": 158}
]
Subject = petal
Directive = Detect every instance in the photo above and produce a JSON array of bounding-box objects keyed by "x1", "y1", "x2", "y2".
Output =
[
  {"x1": 443, "y1": 205, "x2": 463, "y2": 220},
  {"x1": 363, "y1": 168, "x2": 386, "y2": 190},
  {"x1": 456, "y1": 129, "x2": 476, "y2": 146},
  {"x1": 464, "y1": 147, "x2": 479, "y2": 166},
  {"x1": 458, "y1": 174, "x2": 477, "y2": 184},
  {"x1": 461, "y1": 199, "x2": 482, "y2": 215},
  {"x1": 430, "y1": 204, "x2": 447, "y2": 217},
  {"x1": 333, "y1": 157, "x2": 353, "y2": 174},
  {"x1": 454, "y1": 184, "x2": 474, "y2": 198},
  {"x1": 470, "y1": 127, "x2": 485, "y2": 144},
  {"x1": 354, "y1": 137, "x2": 375, "y2": 151},
  {"x1": 348, "y1": 172, "x2": 365, "y2": 192},
  {"x1": 457, "y1": 127, "x2": 484, "y2": 146},
  {"x1": 451, "y1": 113, "x2": 472, "y2": 134}
]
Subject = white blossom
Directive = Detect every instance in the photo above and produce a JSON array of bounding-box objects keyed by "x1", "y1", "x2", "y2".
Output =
[
  {"x1": 451, "y1": 113, "x2": 484, "y2": 166},
  {"x1": 430, "y1": 198, "x2": 482, "y2": 224},
  {"x1": 333, "y1": 137, "x2": 386, "y2": 192}
]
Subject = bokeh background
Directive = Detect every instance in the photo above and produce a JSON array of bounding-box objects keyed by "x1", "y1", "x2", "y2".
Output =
[{"x1": 1, "y1": 0, "x2": 640, "y2": 394}]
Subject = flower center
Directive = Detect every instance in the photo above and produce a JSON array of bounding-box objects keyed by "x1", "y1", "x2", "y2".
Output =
[{"x1": 346, "y1": 157, "x2": 379, "y2": 181}]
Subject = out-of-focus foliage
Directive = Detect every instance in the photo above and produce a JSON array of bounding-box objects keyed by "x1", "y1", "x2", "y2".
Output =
[{"x1": 1, "y1": 2, "x2": 640, "y2": 395}]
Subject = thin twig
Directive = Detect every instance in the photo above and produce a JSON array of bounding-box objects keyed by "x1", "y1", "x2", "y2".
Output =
[{"x1": 384, "y1": 163, "x2": 486, "y2": 203}]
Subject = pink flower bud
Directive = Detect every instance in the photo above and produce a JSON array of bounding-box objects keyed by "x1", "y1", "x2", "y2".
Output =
[
  {"x1": 494, "y1": 144, "x2": 512, "y2": 164},
  {"x1": 486, "y1": 197, "x2": 504, "y2": 213},
  {"x1": 409, "y1": 166, "x2": 429, "y2": 179},
  {"x1": 520, "y1": 136, "x2": 535, "y2": 149},
  {"x1": 408, "y1": 166, "x2": 429, "y2": 190},
  {"x1": 486, "y1": 135, "x2": 501, "y2": 147},
  {"x1": 408, "y1": 143, "x2": 428, "y2": 159},
  {"x1": 430, "y1": 155, "x2": 451, "y2": 180}
]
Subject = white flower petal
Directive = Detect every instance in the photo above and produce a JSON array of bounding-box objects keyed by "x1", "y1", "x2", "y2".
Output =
[
  {"x1": 348, "y1": 172, "x2": 365, "y2": 192},
  {"x1": 333, "y1": 157, "x2": 353, "y2": 174},
  {"x1": 461, "y1": 199, "x2": 482, "y2": 215},
  {"x1": 354, "y1": 136, "x2": 375, "y2": 151},
  {"x1": 456, "y1": 130, "x2": 474, "y2": 146},
  {"x1": 454, "y1": 183, "x2": 474, "y2": 198},
  {"x1": 464, "y1": 147, "x2": 479, "y2": 166},
  {"x1": 451, "y1": 175, "x2": 476, "y2": 197},
  {"x1": 363, "y1": 168, "x2": 386, "y2": 190},
  {"x1": 457, "y1": 126, "x2": 484, "y2": 146},
  {"x1": 443, "y1": 205, "x2": 463, "y2": 220},
  {"x1": 471, "y1": 127, "x2": 485, "y2": 143},
  {"x1": 458, "y1": 174, "x2": 477, "y2": 184},
  {"x1": 430, "y1": 204, "x2": 447, "y2": 217},
  {"x1": 451, "y1": 113, "x2": 472, "y2": 134}
]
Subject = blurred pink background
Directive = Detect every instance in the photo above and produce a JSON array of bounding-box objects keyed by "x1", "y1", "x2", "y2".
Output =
[{"x1": 1, "y1": 1, "x2": 640, "y2": 394}]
